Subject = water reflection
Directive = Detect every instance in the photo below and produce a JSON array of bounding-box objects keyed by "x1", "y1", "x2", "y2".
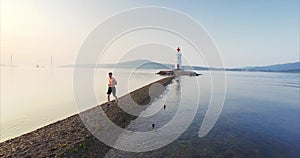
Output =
[
  {"x1": 174, "y1": 77, "x2": 181, "y2": 96},
  {"x1": 104, "y1": 72, "x2": 300, "y2": 158},
  {"x1": 1, "y1": 69, "x2": 299, "y2": 157}
]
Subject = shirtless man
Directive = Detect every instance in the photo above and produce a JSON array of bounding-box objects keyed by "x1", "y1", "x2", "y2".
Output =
[{"x1": 107, "y1": 72, "x2": 118, "y2": 106}]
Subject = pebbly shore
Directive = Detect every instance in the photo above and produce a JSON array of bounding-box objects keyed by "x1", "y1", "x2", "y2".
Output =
[{"x1": 0, "y1": 76, "x2": 175, "y2": 157}]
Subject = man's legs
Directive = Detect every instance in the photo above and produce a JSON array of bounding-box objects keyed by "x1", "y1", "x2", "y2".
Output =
[
  {"x1": 107, "y1": 94, "x2": 111, "y2": 104},
  {"x1": 113, "y1": 94, "x2": 118, "y2": 102},
  {"x1": 107, "y1": 87, "x2": 112, "y2": 106},
  {"x1": 112, "y1": 87, "x2": 118, "y2": 102}
]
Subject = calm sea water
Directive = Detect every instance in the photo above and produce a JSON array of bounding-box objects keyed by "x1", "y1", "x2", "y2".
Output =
[
  {"x1": 0, "y1": 67, "x2": 164, "y2": 142},
  {"x1": 1, "y1": 67, "x2": 299, "y2": 157},
  {"x1": 104, "y1": 71, "x2": 300, "y2": 158}
]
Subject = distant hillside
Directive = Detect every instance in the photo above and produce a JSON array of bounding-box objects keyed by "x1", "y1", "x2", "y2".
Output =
[
  {"x1": 58, "y1": 59, "x2": 173, "y2": 70},
  {"x1": 58, "y1": 60, "x2": 300, "y2": 73},
  {"x1": 243, "y1": 62, "x2": 300, "y2": 72}
]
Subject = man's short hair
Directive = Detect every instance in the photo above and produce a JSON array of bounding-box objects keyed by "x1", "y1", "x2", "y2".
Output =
[{"x1": 108, "y1": 72, "x2": 112, "y2": 75}]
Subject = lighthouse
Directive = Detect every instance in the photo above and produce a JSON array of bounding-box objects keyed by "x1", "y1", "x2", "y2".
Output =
[
  {"x1": 156, "y1": 46, "x2": 200, "y2": 76},
  {"x1": 176, "y1": 47, "x2": 182, "y2": 70}
]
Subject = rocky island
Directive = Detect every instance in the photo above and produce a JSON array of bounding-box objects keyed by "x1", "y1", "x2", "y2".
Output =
[{"x1": 156, "y1": 69, "x2": 201, "y2": 76}]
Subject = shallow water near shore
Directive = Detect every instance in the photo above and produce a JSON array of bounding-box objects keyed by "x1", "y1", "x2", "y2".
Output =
[
  {"x1": 1, "y1": 67, "x2": 164, "y2": 142},
  {"x1": 1, "y1": 67, "x2": 300, "y2": 157},
  {"x1": 105, "y1": 71, "x2": 300, "y2": 157}
]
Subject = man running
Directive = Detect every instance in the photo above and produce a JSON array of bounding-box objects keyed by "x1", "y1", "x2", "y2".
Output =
[{"x1": 107, "y1": 72, "x2": 118, "y2": 106}]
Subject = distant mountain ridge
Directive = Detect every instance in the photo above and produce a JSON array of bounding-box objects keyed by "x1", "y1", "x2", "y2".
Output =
[
  {"x1": 58, "y1": 60, "x2": 300, "y2": 73},
  {"x1": 243, "y1": 62, "x2": 300, "y2": 72},
  {"x1": 59, "y1": 60, "x2": 173, "y2": 69}
]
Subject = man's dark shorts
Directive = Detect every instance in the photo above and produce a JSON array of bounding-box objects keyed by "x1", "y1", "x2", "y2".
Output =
[{"x1": 107, "y1": 87, "x2": 116, "y2": 95}]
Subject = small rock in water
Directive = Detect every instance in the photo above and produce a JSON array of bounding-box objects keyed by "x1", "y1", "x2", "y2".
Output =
[{"x1": 152, "y1": 124, "x2": 155, "y2": 128}]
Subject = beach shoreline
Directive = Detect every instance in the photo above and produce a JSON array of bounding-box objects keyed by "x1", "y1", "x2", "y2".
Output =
[{"x1": 0, "y1": 76, "x2": 175, "y2": 157}]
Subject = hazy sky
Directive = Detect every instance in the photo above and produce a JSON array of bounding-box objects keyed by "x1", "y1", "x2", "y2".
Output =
[{"x1": 1, "y1": 0, "x2": 299, "y2": 68}]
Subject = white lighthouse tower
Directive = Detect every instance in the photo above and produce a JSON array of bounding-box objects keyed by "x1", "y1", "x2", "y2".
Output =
[
  {"x1": 175, "y1": 47, "x2": 182, "y2": 70},
  {"x1": 157, "y1": 46, "x2": 199, "y2": 76}
]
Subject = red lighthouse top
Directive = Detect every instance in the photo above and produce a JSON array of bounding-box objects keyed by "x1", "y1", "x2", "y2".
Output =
[{"x1": 177, "y1": 47, "x2": 181, "y2": 52}]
